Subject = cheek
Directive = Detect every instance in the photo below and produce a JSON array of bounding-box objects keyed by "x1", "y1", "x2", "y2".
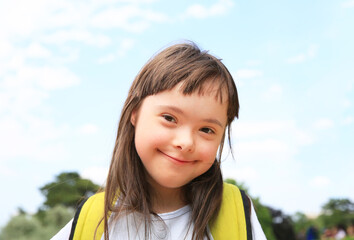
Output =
[
  {"x1": 198, "y1": 142, "x2": 220, "y2": 163},
  {"x1": 135, "y1": 127, "x2": 170, "y2": 154}
]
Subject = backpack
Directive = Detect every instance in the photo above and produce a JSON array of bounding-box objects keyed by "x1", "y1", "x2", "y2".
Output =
[{"x1": 69, "y1": 183, "x2": 252, "y2": 239}]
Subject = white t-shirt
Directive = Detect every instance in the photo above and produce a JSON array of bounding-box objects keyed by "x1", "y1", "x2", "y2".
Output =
[
  {"x1": 335, "y1": 229, "x2": 346, "y2": 239},
  {"x1": 51, "y1": 201, "x2": 266, "y2": 240}
]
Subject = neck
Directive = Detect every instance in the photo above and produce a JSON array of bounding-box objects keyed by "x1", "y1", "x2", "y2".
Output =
[{"x1": 149, "y1": 182, "x2": 187, "y2": 214}]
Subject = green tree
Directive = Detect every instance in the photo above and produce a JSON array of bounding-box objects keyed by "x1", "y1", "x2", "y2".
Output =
[
  {"x1": 40, "y1": 172, "x2": 100, "y2": 209},
  {"x1": 0, "y1": 206, "x2": 74, "y2": 240},
  {"x1": 40, "y1": 205, "x2": 74, "y2": 228},
  {"x1": 253, "y1": 198, "x2": 277, "y2": 240},
  {"x1": 0, "y1": 214, "x2": 45, "y2": 240},
  {"x1": 318, "y1": 198, "x2": 354, "y2": 228},
  {"x1": 291, "y1": 211, "x2": 316, "y2": 236},
  {"x1": 0, "y1": 171, "x2": 100, "y2": 239}
]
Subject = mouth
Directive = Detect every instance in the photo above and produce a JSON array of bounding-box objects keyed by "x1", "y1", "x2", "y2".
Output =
[{"x1": 158, "y1": 150, "x2": 194, "y2": 165}]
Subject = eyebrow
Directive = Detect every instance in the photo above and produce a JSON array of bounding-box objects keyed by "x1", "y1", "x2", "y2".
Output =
[{"x1": 158, "y1": 105, "x2": 224, "y2": 128}]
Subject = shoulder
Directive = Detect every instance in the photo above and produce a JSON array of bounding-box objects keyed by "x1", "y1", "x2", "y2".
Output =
[
  {"x1": 86, "y1": 191, "x2": 105, "y2": 204},
  {"x1": 221, "y1": 182, "x2": 246, "y2": 209},
  {"x1": 223, "y1": 182, "x2": 239, "y2": 191},
  {"x1": 70, "y1": 192, "x2": 106, "y2": 240},
  {"x1": 76, "y1": 192, "x2": 105, "y2": 224},
  {"x1": 222, "y1": 182, "x2": 241, "y2": 199}
]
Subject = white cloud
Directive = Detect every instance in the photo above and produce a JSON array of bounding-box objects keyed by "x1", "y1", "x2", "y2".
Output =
[
  {"x1": 1, "y1": 53, "x2": 24, "y2": 75},
  {"x1": 42, "y1": 30, "x2": 111, "y2": 47},
  {"x1": 98, "y1": 54, "x2": 116, "y2": 64},
  {"x1": 91, "y1": 6, "x2": 168, "y2": 33},
  {"x1": 0, "y1": 116, "x2": 69, "y2": 161},
  {"x1": 2, "y1": 65, "x2": 80, "y2": 91},
  {"x1": 246, "y1": 60, "x2": 262, "y2": 66},
  {"x1": 0, "y1": 1, "x2": 75, "y2": 39},
  {"x1": 287, "y1": 44, "x2": 319, "y2": 64},
  {"x1": 287, "y1": 53, "x2": 306, "y2": 64},
  {"x1": 307, "y1": 45, "x2": 318, "y2": 58},
  {"x1": 310, "y1": 176, "x2": 331, "y2": 188},
  {"x1": 25, "y1": 43, "x2": 52, "y2": 59},
  {"x1": 81, "y1": 166, "x2": 108, "y2": 186},
  {"x1": 183, "y1": 0, "x2": 234, "y2": 19},
  {"x1": 117, "y1": 38, "x2": 136, "y2": 57},
  {"x1": 0, "y1": 41, "x2": 14, "y2": 68},
  {"x1": 97, "y1": 38, "x2": 136, "y2": 64},
  {"x1": 235, "y1": 69, "x2": 263, "y2": 79},
  {"x1": 313, "y1": 118, "x2": 334, "y2": 130},
  {"x1": 222, "y1": 165, "x2": 259, "y2": 182},
  {"x1": 0, "y1": 84, "x2": 48, "y2": 115},
  {"x1": 234, "y1": 120, "x2": 312, "y2": 141},
  {"x1": 262, "y1": 84, "x2": 283, "y2": 100},
  {"x1": 35, "y1": 66, "x2": 80, "y2": 90},
  {"x1": 0, "y1": 164, "x2": 18, "y2": 177},
  {"x1": 341, "y1": 116, "x2": 353, "y2": 125},
  {"x1": 78, "y1": 124, "x2": 99, "y2": 135},
  {"x1": 0, "y1": 60, "x2": 80, "y2": 162},
  {"x1": 0, "y1": 1, "x2": 165, "y2": 51},
  {"x1": 237, "y1": 139, "x2": 295, "y2": 162},
  {"x1": 341, "y1": 99, "x2": 351, "y2": 108},
  {"x1": 341, "y1": 0, "x2": 354, "y2": 8},
  {"x1": 295, "y1": 130, "x2": 315, "y2": 146},
  {"x1": 233, "y1": 120, "x2": 314, "y2": 163}
]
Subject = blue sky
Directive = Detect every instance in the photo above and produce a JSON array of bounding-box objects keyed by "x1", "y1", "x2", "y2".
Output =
[{"x1": 0, "y1": 0, "x2": 353, "y2": 226}]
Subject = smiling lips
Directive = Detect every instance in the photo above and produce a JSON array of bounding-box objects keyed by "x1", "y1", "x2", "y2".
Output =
[{"x1": 158, "y1": 150, "x2": 194, "y2": 164}]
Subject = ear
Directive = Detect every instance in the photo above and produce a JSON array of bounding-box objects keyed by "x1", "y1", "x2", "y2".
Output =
[{"x1": 130, "y1": 110, "x2": 137, "y2": 126}]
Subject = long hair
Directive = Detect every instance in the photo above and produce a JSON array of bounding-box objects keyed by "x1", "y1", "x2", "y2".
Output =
[{"x1": 103, "y1": 41, "x2": 239, "y2": 240}]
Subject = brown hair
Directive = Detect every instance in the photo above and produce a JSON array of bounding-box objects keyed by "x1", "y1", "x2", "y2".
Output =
[{"x1": 103, "y1": 41, "x2": 239, "y2": 240}]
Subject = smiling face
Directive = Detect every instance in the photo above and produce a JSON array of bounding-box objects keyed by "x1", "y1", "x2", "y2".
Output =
[{"x1": 131, "y1": 82, "x2": 228, "y2": 195}]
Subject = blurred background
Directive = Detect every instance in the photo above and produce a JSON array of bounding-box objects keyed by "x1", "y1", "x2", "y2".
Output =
[{"x1": 0, "y1": 0, "x2": 353, "y2": 239}]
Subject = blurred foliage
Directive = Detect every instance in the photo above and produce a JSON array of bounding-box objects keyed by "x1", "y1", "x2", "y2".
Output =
[
  {"x1": 291, "y1": 198, "x2": 354, "y2": 240},
  {"x1": 40, "y1": 172, "x2": 100, "y2": 209},
  {"x1": 253, "y1": 197, "x2": 277, "y2": 240},
  {"x1": 269, "y1": 208, "x2": 296, "y2": 240},
  {"x1": 2, "y1": 173, "x2": 353, "y2": 240},
  {"x1": 0, "y1": 172, "x2": 99, "y2": 240},
  {"x1": 0, "y1": 206, "x2": 73, "y2": 240},
  {"x1": 226, "y1": 178, "x2": 354, "y2": 240},
  {"x1": 292, "y1": 212, "x2": 314, "y2": 234},
  {"x1": 318, "y1": 198, "x2": 354, "y2": 228}
]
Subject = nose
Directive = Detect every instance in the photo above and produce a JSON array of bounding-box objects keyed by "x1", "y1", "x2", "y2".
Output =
[{"x1": 173, "y1": 127, "x2": 195, "y2": 153}]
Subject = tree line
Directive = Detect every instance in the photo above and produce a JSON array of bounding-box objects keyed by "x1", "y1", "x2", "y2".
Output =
[{"x1": 0, "y1": 172, "x2": 353, "y2": 240}]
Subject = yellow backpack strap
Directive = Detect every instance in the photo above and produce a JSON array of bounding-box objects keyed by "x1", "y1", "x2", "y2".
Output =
[
  {"x1": 70, "y1": 192, "x2": 105, "y2": 240},
  {"x1": 210, "y1": 183, "x2": 250, "y2": 240},
  {"x1": 69, "y1": 185, "x2": 252, "y2": 240}
]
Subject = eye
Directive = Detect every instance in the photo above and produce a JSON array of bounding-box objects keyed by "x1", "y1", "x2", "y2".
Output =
[
  {"x1": 200, "y1": 127, "x2": 215, "y2": 134},
  {"x1": 162, "y1": 114, "x2": 176, "y2": 123}
]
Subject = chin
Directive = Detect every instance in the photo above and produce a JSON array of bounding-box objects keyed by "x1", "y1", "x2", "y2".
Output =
[{"x1": 158, "y1": 179, "x2": 191, "y2": 190}]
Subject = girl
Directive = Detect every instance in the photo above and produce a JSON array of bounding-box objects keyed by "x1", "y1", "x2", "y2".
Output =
[{"x1": 52, "y1": 41, "x2": 266, "y2": 240}]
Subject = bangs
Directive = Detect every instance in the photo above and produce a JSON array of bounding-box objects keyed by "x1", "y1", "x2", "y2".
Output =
[
  {"x1": 131, "y1": 42, "x2": 239, "y2": 122},
  {"x1": 179, "y1": 74, "x2": 229, "y2": 104}
]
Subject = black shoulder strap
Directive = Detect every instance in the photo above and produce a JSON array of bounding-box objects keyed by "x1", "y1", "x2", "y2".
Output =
[
  {"x1": 69, "y1": 198, "x2": 89, "y2": 240},
  {"x1": 240, "y1": 189, "x2": 253, "y2": 240}
]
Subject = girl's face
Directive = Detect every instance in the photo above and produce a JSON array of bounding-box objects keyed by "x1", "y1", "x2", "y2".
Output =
[{"x1": 131, "y1": 82, "x2": 228, "y2": 194}]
